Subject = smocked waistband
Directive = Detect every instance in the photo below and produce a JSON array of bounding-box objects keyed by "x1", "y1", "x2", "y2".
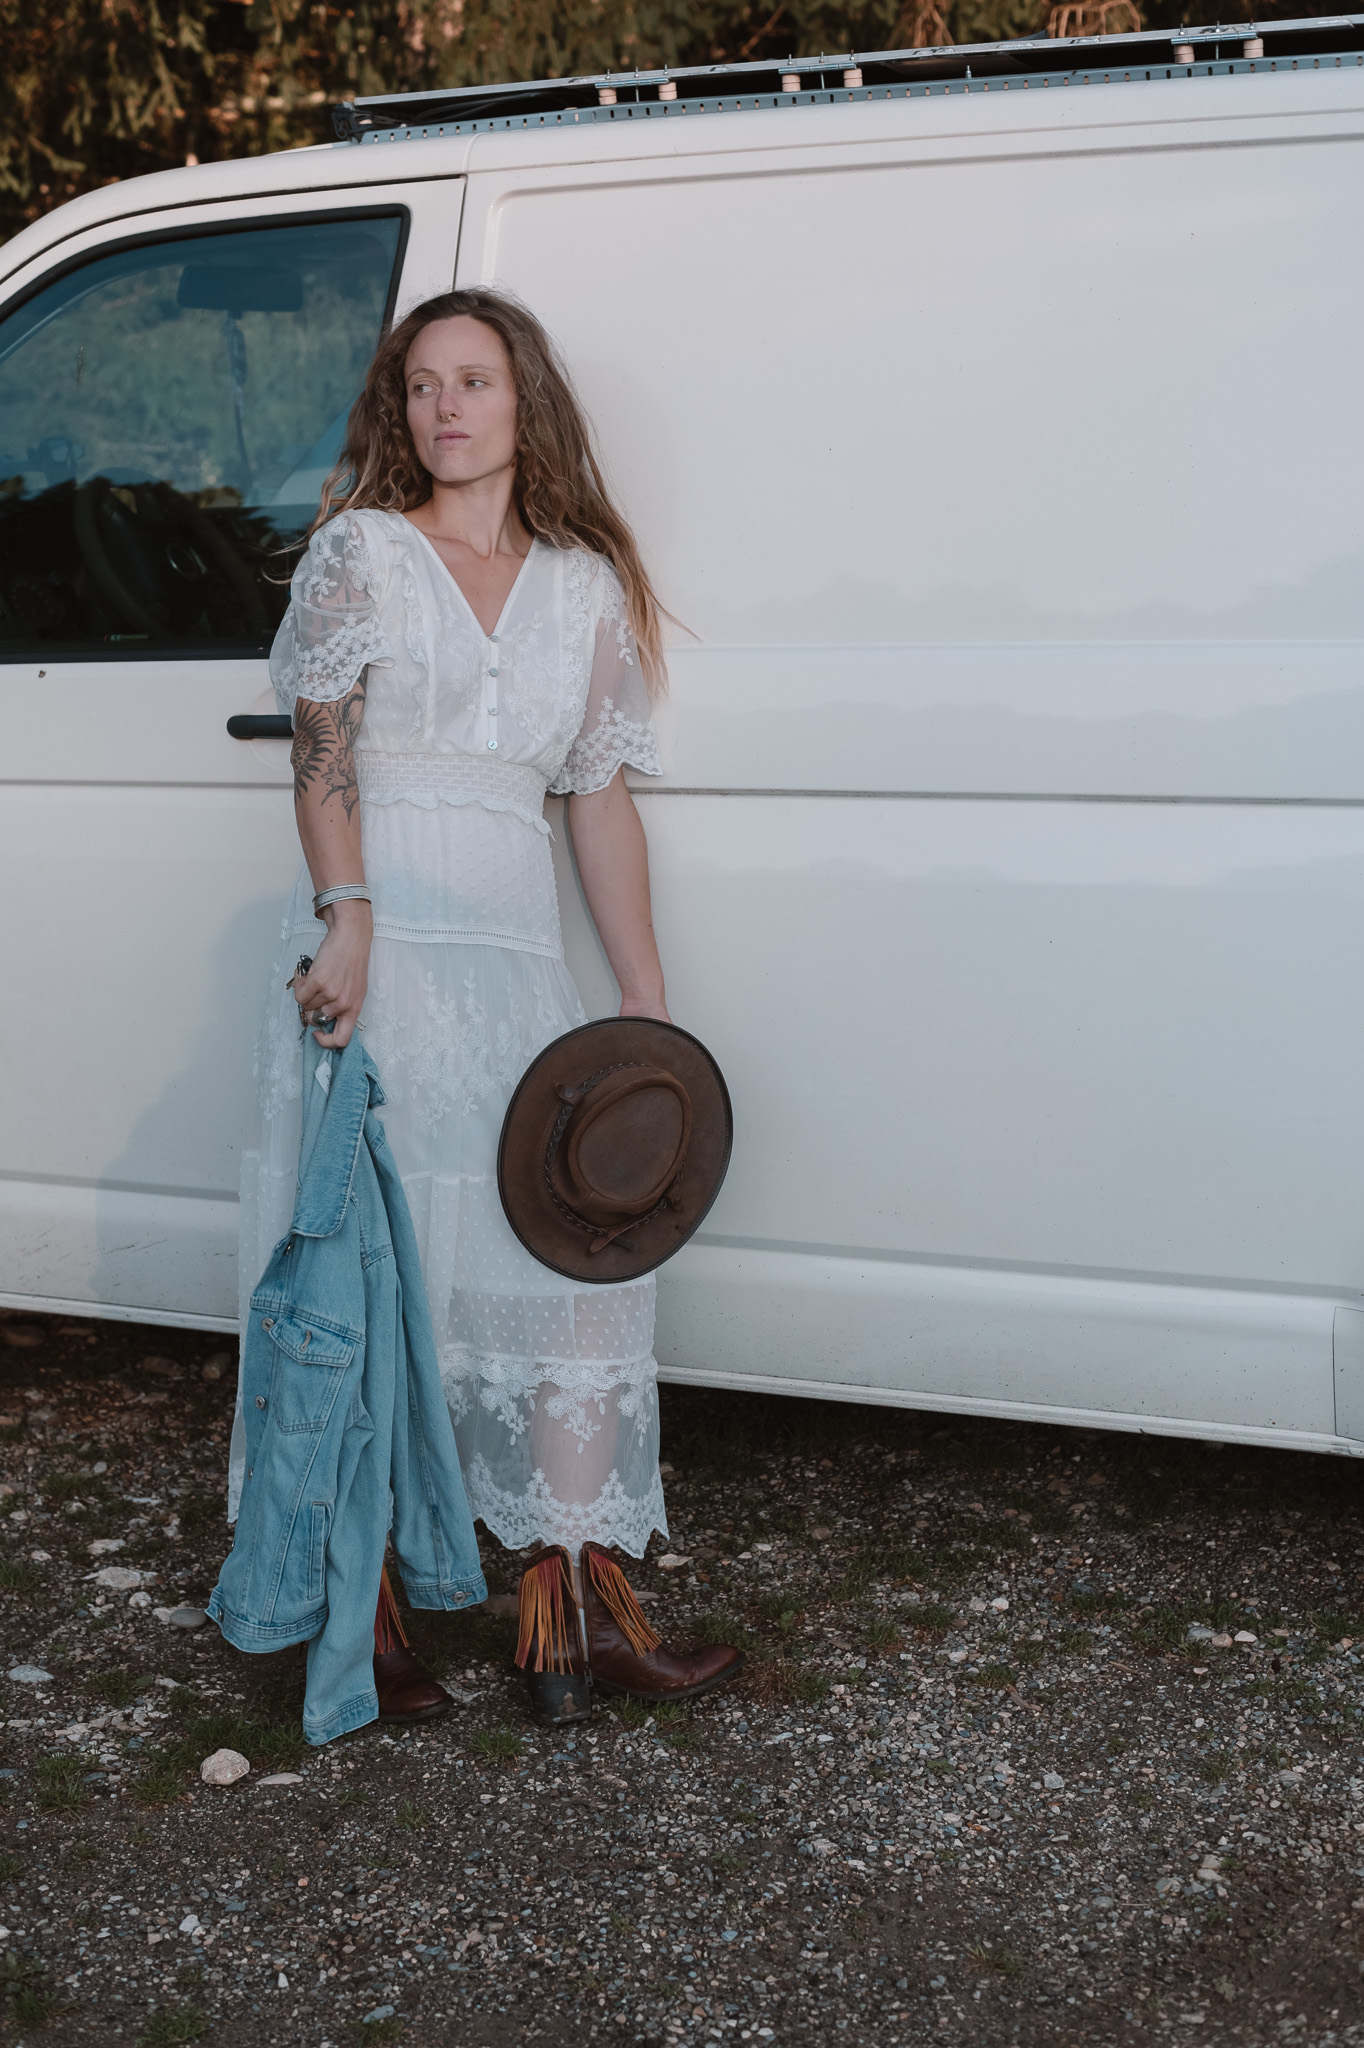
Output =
[{"x1": 355, "y1": 749, "x2": 550, "y2": 827}]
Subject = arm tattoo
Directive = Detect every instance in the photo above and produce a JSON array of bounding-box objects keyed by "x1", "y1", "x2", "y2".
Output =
[{"x1": 290, "y1": 680, "x2": 367, "y2": 820}]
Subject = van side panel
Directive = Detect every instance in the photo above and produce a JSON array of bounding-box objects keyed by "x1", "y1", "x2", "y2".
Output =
[{"x1": 480, "y1": 84, "x2": 1364, "y2": 1449}]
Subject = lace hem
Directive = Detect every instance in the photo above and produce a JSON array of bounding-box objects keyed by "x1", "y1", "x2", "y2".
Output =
[
  {"x1": 357, "y1": 748, "x2": 550, "y2": 830},
  {"x1": 440, "y1": 1347, "x2": 657, "y2": 1448},
  {"x1": 462, "y1": 1452, "x2": 668, "y2": 1559},
  {"x1": 549, "y1": 698, "x2": 663, "y2": 797}
]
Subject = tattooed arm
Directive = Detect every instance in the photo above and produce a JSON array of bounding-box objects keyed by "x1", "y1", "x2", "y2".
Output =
[{"x1": 288, "y1": 681, "x2": 371, "y2": 1050}]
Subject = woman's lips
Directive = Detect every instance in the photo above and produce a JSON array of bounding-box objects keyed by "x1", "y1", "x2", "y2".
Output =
[{"x1": 436, "y1": 431, "x2": 470, "y2": 442}]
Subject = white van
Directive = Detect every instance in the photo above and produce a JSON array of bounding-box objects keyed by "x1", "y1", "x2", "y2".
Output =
[{"x1": 5, "y1": 16, "x2": 1364, "y2": 1459}]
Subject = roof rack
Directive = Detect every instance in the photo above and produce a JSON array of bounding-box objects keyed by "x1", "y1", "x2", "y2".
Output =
[{"x1": 331, "y1": 13, "x2": 1364, "y2": 143}]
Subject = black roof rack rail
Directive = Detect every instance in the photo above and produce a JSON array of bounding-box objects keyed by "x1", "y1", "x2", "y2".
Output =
[{"x1": 331, "y1": 13, "x2": 1364, "y2": 142}]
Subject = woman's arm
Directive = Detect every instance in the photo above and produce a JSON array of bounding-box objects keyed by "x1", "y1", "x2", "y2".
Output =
[
  {"x1": 288, "y1": 682, "x2": 371, "y2": 1049},
  {"x1": 567, "y1": 769, "x2": 670, "y2": 1023}
]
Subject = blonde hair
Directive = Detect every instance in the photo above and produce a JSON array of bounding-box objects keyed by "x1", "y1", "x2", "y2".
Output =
[{"x1": 315, "y1": 287, "x2": 668, "y2": 693}]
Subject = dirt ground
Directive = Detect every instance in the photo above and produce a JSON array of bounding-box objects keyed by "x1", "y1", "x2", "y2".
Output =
[{"x1": 0, "y1": 1306, "x2": 1361, "y2": 2048}]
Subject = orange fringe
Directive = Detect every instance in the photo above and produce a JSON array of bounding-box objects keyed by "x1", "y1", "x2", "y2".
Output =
[
  {"x1": 585, "y1": 1547, "x2": 662, "y2": 1658},
  {"x1": 515, "y1": 1551, "x2": 576, "y2": 1673}
]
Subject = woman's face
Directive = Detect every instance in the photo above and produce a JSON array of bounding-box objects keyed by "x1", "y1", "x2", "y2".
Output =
[{"x1": 404, "y1": 316, "x2": 518, "y2": 487}]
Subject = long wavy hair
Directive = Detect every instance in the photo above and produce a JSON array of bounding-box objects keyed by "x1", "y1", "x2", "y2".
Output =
[{"x1": 314, "y1": 288, "x2": 668, "y2": 694}]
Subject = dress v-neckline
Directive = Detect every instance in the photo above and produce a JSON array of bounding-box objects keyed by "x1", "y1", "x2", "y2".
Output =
[{"x1": 402, "y1": 518, "x2": 538, "y2": 641}]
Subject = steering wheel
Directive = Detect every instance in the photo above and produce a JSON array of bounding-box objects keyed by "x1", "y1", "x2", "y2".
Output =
[{"x1": 73, "y1": 477, "x2": 269, "y2": 641}]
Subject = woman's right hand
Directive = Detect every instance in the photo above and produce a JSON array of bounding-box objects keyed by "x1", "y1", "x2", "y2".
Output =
[{"x1": 291, "y1": 900, "x2": 371, "y2": 1049}]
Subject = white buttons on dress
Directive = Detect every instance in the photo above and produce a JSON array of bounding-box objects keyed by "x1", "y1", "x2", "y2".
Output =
[{"x1": 488, "y1": 738, "x2": 499, "y2": 750}]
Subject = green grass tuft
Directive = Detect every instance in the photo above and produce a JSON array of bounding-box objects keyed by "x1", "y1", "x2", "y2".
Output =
[
  {"x1": 35, "y1": 1752, "x2": 92, "y2": 1813},
  {"x1": 137, "y1": 2005, "x2": 211, "y2": 2045},
  {"x1": 468, "y1": 1726, "x2": 522, "y2": 1765}
]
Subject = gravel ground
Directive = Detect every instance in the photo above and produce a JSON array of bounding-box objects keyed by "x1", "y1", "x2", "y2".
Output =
[{"x1": 0, "y1": 1307, "x2": 1361, "y2": 2048}]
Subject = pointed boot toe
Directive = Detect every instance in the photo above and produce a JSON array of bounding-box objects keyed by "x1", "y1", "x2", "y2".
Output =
[
  {"x1": 582, "y1": 1543, "x2": 745, "y2": 1704},
  {"x1": 373, "y1": 1645, "x2": 452, "y2": 1723}
]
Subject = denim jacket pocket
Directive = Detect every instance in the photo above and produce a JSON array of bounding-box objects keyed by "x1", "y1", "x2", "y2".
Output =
[{"x1": 260, "y1": 1312, "x2": 357, "y2": 1435}]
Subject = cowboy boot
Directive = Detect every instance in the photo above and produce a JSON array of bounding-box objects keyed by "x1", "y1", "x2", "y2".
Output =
[
  {"x1": 515, "y1": 1546, "x2": 593, "y2": 1727},
  {"x1": 373, "y1": 1565, "x2": 452, "y2": 1724},
  {"x1": 582, "y1": 1542, "x2": 744, "y2": 1704}
]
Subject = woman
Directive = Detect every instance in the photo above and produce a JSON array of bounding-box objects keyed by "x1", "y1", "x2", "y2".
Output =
[{"x1": 235, "y1": 289, "x2": 742, "y2": 1726}]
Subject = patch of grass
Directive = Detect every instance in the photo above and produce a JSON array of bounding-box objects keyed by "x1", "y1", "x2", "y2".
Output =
[
  {"x1": 35, "y1": 1752, "x2": 92, "y2": 1813},
  {"x1": 0, "y1": 1559, "x2": 38, "y2": 1594},
  {"x1": 89, "y1": 1668, "x2": 146, "y2": 1710},
  {"x1": 757, "y1": 1593, "x2": 804, "y2": 1634},
  {"x1": 468, "y1": 1726, "x2": 522, "y2": 1766},
  {"x1": 711, "y1": 1850, "x2": 744, "y2": 1876},
  {"x1": 926, "y1": 1756, "x2": 955, "y2": 1775},
  {"x1": 0, "y1": 1855, "x2": 21, "y2": 1884},
  {"x1": 608, "y1": 1911, "x2": 632, "y2": 1932},
  {"x1": 137, "y1": 2005, "x2": 211, "y2": 2045},
  {"x1": 864, "y1": 1619, "x2": 900, "y2": 1651},
  {"x1": 972, "y1": 1663, "x2": 1016, "y2": 1691},
  {"x1": 393, "y1": 1802, "x2": 429, "y2": 1831},
  {"x1": 928, "y1": 1544, "x2": 985, "y2": 1583},
  {"x1": 45, "y1": 1471, "x2": 94, "y2": 1502},
  {"x1": 1309, "y1": 1608, "x2": 1361, "y2": 1644},
  {"x1": 1106, "y1": 1734, "x2": 1127, "y2": 1756},
  {"x1": 784, "y1": 1670, "x2": 831, "y2": 1705},
  {"x1": 335, "y1": 1787, "x2": 370, "y2": 1809},
  {"x1": 612, "y1": 1697, "x2": 656, "y2": 1731},
  {"x1": 358, "y1": 2015, "x2": 403, "y2": 2041},
  {"x1": 1057, "y1": 1631, "x2": 1094, "y2": 1655},
  {"x1": 12, "y1": 1982, "x2": 59, "y2": 2026},
  {"x1": 694, "y1": 1610, "x2": 756, "y2": 1651},
  {"x1": 880, "y1": 1548, "x2": 925, "y2": 1581},
  {"x1": 1199, "y1": 1752, "x2": 1230, "y2": 1785},
  {"x1": 129, "y1": 1756, "x2": 188, "y2": 1808},
  {"x1": 913, "y1": 1604, "x2": 956, "y2": 1635},
  {"x1": 979, "y1": 1520, "x2": 1031, "y2": 1554},
  {"x1": 161, "y1": 1711, "x2": 307, "y2": 1775},
  {"x1": 967, "y1": 1940, "x2": 1023, "y2": 1978}
]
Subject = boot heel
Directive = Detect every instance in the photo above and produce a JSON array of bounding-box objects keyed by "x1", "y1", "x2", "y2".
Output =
[{"x1": 524, "y1": 1667, "x2": 592, "y2": 1726}]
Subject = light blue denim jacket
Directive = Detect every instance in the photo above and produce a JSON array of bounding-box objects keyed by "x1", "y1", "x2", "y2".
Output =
[{"x1": 208, "y1": 1032, "x2": 485, "y2": 1743}]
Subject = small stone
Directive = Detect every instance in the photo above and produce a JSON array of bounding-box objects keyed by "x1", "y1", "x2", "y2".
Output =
[
  {"x1": 947, "y1": 1649, "x2": 968, "y2": 1664},
  {"x1": 1209, "y1": 1634, "x2": 1233, "y2": 1649},
  {"x1": 1233, "y1": 1630, "x2": 1257, "y2": 1644},
  {"x1": 28, "y1": 1550, "x2": 50, "y2": 1564},
  {"x1": 200, "y1": 1748, "x2": 250, "y2": 1786},
  {"x1": 91, "y1": 1461, "x2": 107, "y2": 1475},
  {"x1": 128, "y1": 1590, "x2": 153, "y2": 1609},
  {"x1": 1155, "y1": 1875, "x2": 1182, "y2": 1895},
  {"x1": 810, "y1": 1526, "x2": 832, "y2": 1540},
  {"x1": 990, "y1": 1596, "x2": 1009, "y2": 1611},
  {"x1": 87, "y1": 1538, "x2": 124, "y2": 1556},
  {"x1": 969, "y1": 1597, "x2": 988, "y2": 1613},
  {"x1": 165, "y1": 1605, "x2": 208, "y2": 1632},
  {"x1": 89, "y1": 1566, "x2": 145, "y2": 1590},
  {"x1": 1043, "y1": 1771, "x2": 1065, "y2": 1790},
  {"x1": 8, "y1": 1666, "x2": 52, "y2": 1684},
  {"x1": 141, "y1": 1356, "x2": 181, "y2": 1378},
  {"x1": 2, "y1": 1327, "x2": 43, "y2": 1350},
  {"x1": 362, "y1": 2007, "x2": 395, "y2": 2026},
  {"x1": 1188, "y1": 1625, "x2": 1215, "y2": 1641},
  {"x1": 656, "y1": 1554, "x2": 691, "y2": 1571},
  {"x1": 179, "y1": 1913, "x2": 202, "y2": 1935},
  {"x1": 256, "y1": 1773, "x2": 304, "y2": 1787},
  {"x1": 634, "y1": 1589, "x2": 660, "y2": 1605}
]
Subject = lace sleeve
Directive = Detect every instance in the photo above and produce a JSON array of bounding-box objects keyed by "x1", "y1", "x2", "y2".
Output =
[
  {"x1": 548, "y1": 562, "x2": 661, "y2": 796},
  {"x1": 269, "y1": 514, "x2": 394, "y2": 717}
]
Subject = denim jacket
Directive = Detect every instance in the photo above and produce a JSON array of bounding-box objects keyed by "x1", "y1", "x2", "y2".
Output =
[{"x1": 209, "y1": 1032, "x2": 485, "y2": 1744}]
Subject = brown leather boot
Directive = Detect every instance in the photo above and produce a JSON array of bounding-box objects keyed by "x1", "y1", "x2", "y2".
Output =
[
  {"x1": 373, "y1": 1565, "x2": 451, "y2": 1724},
  {"x1": 582, "y1": 1542, "x2": 744, "y2": 1704},
  {"x1": 515, "y1": 1546, "x2": 592, "y2": 1727}
]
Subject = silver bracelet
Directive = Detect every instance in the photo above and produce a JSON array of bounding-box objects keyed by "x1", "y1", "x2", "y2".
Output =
[{"x1": 313, "y1": 884, "x2": 372, "y2": 916}]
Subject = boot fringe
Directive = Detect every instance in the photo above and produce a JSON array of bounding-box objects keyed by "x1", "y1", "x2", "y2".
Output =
[
  {"x1": 585, "y1": 1545, "x2": 662, "y2": 1658},
  {"x1": 515, "y1": 1550, "x2": 576, "y2": 1674}
]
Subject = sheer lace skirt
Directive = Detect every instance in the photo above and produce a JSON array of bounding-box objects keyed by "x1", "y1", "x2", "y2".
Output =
[{"x1": 235, "y1": 908, "x2": 668, "y2": 1559}]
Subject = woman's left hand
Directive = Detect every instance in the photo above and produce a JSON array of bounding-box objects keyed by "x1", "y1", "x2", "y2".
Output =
[{"x1": 619, "y1": 995, "x2": 671, "y2": 1024}]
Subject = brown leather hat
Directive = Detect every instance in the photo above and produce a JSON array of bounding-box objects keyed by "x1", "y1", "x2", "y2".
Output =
[{"x1": 498, "y1": 1018, "x2": 733, "y2": 1284}]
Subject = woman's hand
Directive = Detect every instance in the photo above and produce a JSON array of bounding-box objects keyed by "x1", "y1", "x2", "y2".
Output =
[
  {"x1": 291, "y1": 900, "x2": 371, "y2": 1049},
  {"x1": 619, "y1": 993, "x2": 671, "y2": 1024}
]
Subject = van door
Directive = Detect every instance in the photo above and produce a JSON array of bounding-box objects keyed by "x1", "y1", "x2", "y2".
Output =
[{"x1": 0, "y1": 182, "x2": 461, "y2": 1328}]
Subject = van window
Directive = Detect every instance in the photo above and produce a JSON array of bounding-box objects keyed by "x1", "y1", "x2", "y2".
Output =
[{"x1": 0, "y1": 213, "x2": 404, "y2": 659}]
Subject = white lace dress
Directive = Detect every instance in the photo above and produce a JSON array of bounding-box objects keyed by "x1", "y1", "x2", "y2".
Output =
[{"x1": 230, "y1": 508, "x2": 668, "y2": 1559}]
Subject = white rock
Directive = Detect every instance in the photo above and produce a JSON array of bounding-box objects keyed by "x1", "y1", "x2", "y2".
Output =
[
  {"x1": 89, "y1": 1566, "x2": 145, "y2": 1590},
  {"x1": 1043, "y1": 1771, "x2": 1065, "y2": 1790},
  {"x1": 166, "y1": 1605, "x2": 209, "y2": 1632},
  {"x1": 28, "y1": 1551, "x2": 50, "y2": 1563},
  {"x1": 1234, "y1": 1630, "x2": 1258, "y2": 1644},
  {"x1": 7, "y1": 1665, "x2": 52, "y2": 1684},
  {"x1": 127, "y1": 1590, "x2": 153, "y2": 1609},
  {"x1": 179, "y1": 1913, "x2": 202, "y2": 1935},
  {"x1": 655, "y1": 1553, "x2": 692, "y2": 1570},
  {"x1": 947, "y1": 1648, "x2": 968, "y2": 1664},
  {"x1": 256, "y1": 1773, "x2": 304, "y2": 1787},
  {"x1": 200, "y1": 1748, "x2": 250, "y2": 1786},
  {"x1": 87, "y1": 1538, "x2": 124, "y2": 1556},
  {"x1": 990, "y1": 1596, "x2": 1009, "y2": 1611},
  {"x1": 969, "y1": 1597, "x2": 988, "y2": 1613}
]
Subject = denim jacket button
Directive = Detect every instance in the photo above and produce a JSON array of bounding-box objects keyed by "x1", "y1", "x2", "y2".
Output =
[
  {"x1": 261, "y1": 1318, "x2": 274, "y2": 1331},
  {"x1": 255, "y1": 1396, "x2": 267, "y2": 1409}
]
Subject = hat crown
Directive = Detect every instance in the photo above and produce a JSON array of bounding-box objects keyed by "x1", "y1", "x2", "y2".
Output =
[{"x1": 553, "y1": 1065, "x2": 692, "y2": 1227}]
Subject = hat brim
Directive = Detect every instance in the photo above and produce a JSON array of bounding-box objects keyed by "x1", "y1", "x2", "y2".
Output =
[{"x1": 497, "y1": 1018, "x2": 733, "y2": 1285}]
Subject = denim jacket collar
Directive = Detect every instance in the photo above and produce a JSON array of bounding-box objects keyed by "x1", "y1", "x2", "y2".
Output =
[{"x1": 292, "y1": 1034, "x2": 387, "y2": 1241}]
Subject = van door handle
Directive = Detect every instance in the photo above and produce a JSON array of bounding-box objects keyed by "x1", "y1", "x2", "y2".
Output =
[{"x1": 227, "y1": 714, "x2": 293, "y2": 739}]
